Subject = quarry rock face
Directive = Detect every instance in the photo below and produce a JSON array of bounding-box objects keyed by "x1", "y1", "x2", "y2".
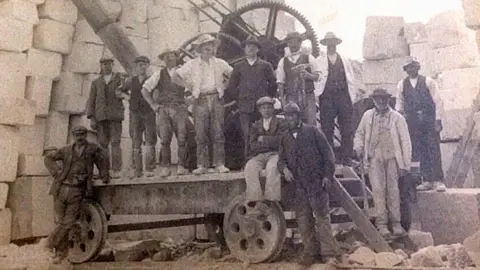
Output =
[{"x1": 362, "y1": 16, "x2": 409, "y2": 60}]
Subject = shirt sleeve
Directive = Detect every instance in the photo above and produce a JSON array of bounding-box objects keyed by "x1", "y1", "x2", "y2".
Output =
[
  {"x1": 276, "y1": 58, "x2": 285, "y2": 84},
  {"x1": 142, "y1": 71, "x2": 161, "y2": 93},
  {"x1": 395, "y1": 80, "x2": 405, "y2": 113},
  {"x1": 308, "y1": 55, "x2": 321, "y2": 74},
  {"x1": 175, "y1": 60, "x2": 192, "y2": 80},
  {"x1": 426, "y1": 77, "x2": 445, "y2": 121},
  {"x1": 219, "y1": 59, "x2": 233, "y2": 76}
]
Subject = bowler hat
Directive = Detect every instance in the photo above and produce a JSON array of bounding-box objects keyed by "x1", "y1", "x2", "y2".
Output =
[
  {"x1": 157, "y1": 48, "x2": 179, "y2": 60},
  {"x1": 320, "y1": 32, "x2": 342, "y2": 46},
  {"x1": 370, "y1": 88, "x2": 392, "y2": 98},
  {"x1": 256, "y1": 96, "x2": 275, "y2": 107},
  {"x1": 71, "y1": 125, "x2": 88, "y2": 135},
  {"x1": 283, "y1": 102, "x2": 301, "y2": 114},
  {"x1": 242, "y1": 35, "x2": 261, "y2": 48},
  {"x1": 403, "y1": 58, "x2": 421, "y2": 70},
  {"x1": 99, "y1": 57, "x2": 114, "y2": 63},
  {"x1": 134, "y1": 55, "x2": 150, "y2": 64},
  {"x1": 284, "y1": 32, "x2": 305, "y2": 42}
]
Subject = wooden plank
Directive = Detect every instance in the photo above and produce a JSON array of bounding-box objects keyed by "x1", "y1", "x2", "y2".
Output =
[{"x1": 452, "y1": 129, "x2": 479, "y2": 187}]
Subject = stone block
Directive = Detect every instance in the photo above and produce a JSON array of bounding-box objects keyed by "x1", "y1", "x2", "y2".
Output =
[
  {"x1": 0, "y1": 209, "x2": 12, "y2": 245},
  {"x1": 8, "y1": 176, "x2": 54, "y2": 240},
  {"x1": 0, "y1": 125, "x2": 20, "y2": 183},
  {"x1": 426, "y1": 10, "x2": 476, "y2": 49},
  {"x1": 446, "y1": 243, "x2": 474, "y2": 268},
  {"x1": 408, "y1": 230, "x2": 434, "y2": 249},
  {"x1": 82, "y1": 73, "x2": 100, "y2": 97},
  {"x1": 441, "y1": 108, "x2": 469, "y2": 140},
  {"x1": 348, "y1": 246, "x2": 376, "y2": 265},
  {"x1": 412, "y1": 189, "x2": 480, "y2": 244},
  {"x1": 33, "y1": 19, "x2": 75, "y2": 55},
  {"x1": 464, "y1": 230, "x2": 480, "y2": 268},
  {"x1": 410, "y1": 246, "x2": 444, "y2": 267},
  {"x1": 0, "y1": 97, "x2": 36, "y2": 126},
  {"x1": 74, "y1": 20, "x2": 104, "y2": 45},
  {"x1": 26, "y1": 48, "x2": 62, "y2": 80},
  {"x1": 0, "y1": 51, "x2": 27, "y2": 99},
  {"x1": 365, "y1": 83, "x2": 397, "y2": 96},
  {"x1": 17, "y1": 154, "x2": 49, "y2": 176},
  {"x1": 463, "y1": 0, "x2": 480, "y2": 29},
  {"x1": 99, "y1": 0, "x2": 122, "y2": 22},
  {"x1": 409, "y1": 43, "x2": 433, "y2": 77},
  {"x1": 404, "y1": 22, "x2": 428, "y2": 44},
  {"x1": 19, "y1": 117, "x2": 47, "y2": 156},
  {"x1": 44, "y1": 111, "x2": 69, "y2": 149},
  {"x1": 63, "y1": 42, "x2": 104, "y2": 74},
  {"x1": 25, "y1": 76, "x2": 52, "y2": 117},
  {"x1": 431, "y1": 43, "x2": 480, "y2": 74},
  {"x1": 38, "y1": 0, "x2": 77, "y2": 25},
  {"x1": 0, "y1": 184, "x2": 8, "y2": 210},
  {"x1": 129, "y1": 36, "x2": 150, "y2": 59},
  {"x1": 362, "y1": 16, "x2": 409, "y2": 60},
  {"x1": 0, "y1": 0, "x2": 39, "y2": 25},
  {"x1": 375, "y1": 252, "x2": 403, "y2": 267},
  {"x1": 121, "y1": 21, "x2": 148, "y2": 39},
  {"x1": 439, "y1": 87, "x2": 477, "y2": 111},
  {"x1": 363, "y1": 57, "x2": 408, "y2": 84},
  {"x1": 50, "y1": 72, "x2": 85, "y2": 114},
  {"x1": 120, "y1": 0, "x2": 147, "y2": 23},
  {"x1": 0, "y1": 17, "x2": 33, "y2": 52},
  {"x1": 438, "y1": 67, "x2": 480, "y2": 90}
]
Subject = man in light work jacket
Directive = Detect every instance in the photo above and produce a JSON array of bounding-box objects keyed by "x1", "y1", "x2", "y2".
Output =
[{"x1": 396, "y1": 59, "x2": 446, "y2": 192}]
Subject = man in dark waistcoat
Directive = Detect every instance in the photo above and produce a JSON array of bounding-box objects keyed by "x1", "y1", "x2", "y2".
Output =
[
  {"x1": 396, "y1": 59, "x2": 446, "y2": 192},
  {"x1": 120, "y1": 56, "x2": 157, "y2": 178},
  {"x1": 278, "y1": 102, "x2": 340, "y2": 266},
  {"x1": 142, "y1": 49, "x2": 189, "y2": 176},
  {"x1": 86, "y1": 57, "x2": 124, "y2": 179},
  {"x1": 225, "y1": 35, "x2": 277, "y2": 160},
  {"x1": 277, "y1": 32, "x2": 320, "y2": 126},
  {"x1": 317, "y1": 32, "x2": 355, "y2": 167},
  {"x1": 43, "y1": 126, "x2": 110, "y2": 264}
]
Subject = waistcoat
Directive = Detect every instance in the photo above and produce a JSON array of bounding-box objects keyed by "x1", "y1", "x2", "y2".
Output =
[
  {"x1": 153, "y1": 68, "x2": 185, "y2": 105},
  {"x1": 402, "y1": 75, "x2": 436, "y2": 124},
  {"x1": 284, "y1": 54, "x2": 315, "y2": 95}
]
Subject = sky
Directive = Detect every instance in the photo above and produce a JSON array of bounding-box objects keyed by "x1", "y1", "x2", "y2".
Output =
[{"x1": 285, "y1": 0, "x2": 463, "y2": 60}]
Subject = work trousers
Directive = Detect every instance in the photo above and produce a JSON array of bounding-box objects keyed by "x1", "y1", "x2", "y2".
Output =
[
  {"x1": 157, "y1": 104, "x2": 188, "y2": 167},
  {"x1": 239, "y1": 112, "x2": 260, "y2": 159},
  {"x1": 47, "y1": 185, "x2": 84, "y2": 254},
  {"x1": 193, "y1": 95, "x2": 225, "y2": 168},
  {"x1": 295, "y1": 179, "x2": 340, "y2": 258},
  {"x1": 244, "y1": 152, "x2": 281, "y2": 202},
  {"x1": 97, "y1": 120, "x2": 123, "y2": 172},
  {"x1": 286, "y1": 92, "x2": 317, "y2": 125},
  {"x1": 130, "y1": 110, "x2": 157, "y2": 173},
  {"x1": 369, "y1": 156, "x2": 401, "y2": 228},
  {"x1": 319, "y1": 89, "x2": 353, "y2": 163}
]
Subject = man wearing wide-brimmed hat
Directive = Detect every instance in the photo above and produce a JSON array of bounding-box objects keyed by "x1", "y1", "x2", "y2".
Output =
[
  {"x1": 225, "y1": 35, "x2": 277, "y2": 159},
  {"x1": 316, "y1": 31, "x2": 356, "y2": 167},
  {"x1": 141, "y1": 48, "x2": 189, "y2": 176},
  {"x1": 172, "y1": 34, "x2": 233, "y2": 175},
  {"x1": 354, "y1": 88, "x2": 411, "y2": 239},
  {"x1": 396, "y1": 58, "x2": 446, "y2": 192},
  {"x1": 277, "y1": 31, "x2": 320, "y2": 126}
]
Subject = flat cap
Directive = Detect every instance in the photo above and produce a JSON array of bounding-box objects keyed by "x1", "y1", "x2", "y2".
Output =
[
  {"x1": 99, "y1": 57, "x2": 114, "y2": 63},
  {"x1": 370, "y1": 88, "x2": 392, "y2": 98},
  {"x1": 403, "y1": 58, "x2": 420, "y2": 70},
  {"x1": 134, "y1": 55, "x2": 150, "y2": 64},
  {"x1": 283, "y1": 102, "x2": 301, "y2": 114},
  {"x1": 71, "y1": 125, "x2": 88, "y2": 134},
  {"x1": 256, "y1": 96, "x2": 275, "y2": 106}
]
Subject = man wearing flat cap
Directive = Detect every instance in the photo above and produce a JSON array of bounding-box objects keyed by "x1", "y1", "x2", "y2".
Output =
[
  {"x1": 354, "y1": 88, "x2": 412, "y2": 238},
  {"x1": 225, "y1": 35, "x2": 277, "y2": 160},
  {"x1": 317, "y1": 32, "x2": 356, "y2": 167},
  {"x1": 43, "y1": 125, "x2": 110, "y2": 264},
  {"x1": 277, "y1": 32, "x2": 320, "y2": 126},
  {"x1": 142, "y1": 49, "x2": 189, "y2": 176},
  {"x1": 86, "y1": 56, "x2": 125, "y2": 179},
  {"x1": 278, "y1": 102, "x2": 339, "y2": 266},
  {"x1": 244, "y1": 96, "x2": 288, "y2": 209},
  {"x1": 396, "y1": 59, "x2": 446, "y2": 192},
  {"x1": 119, "y1": 56, "x2": 157, "y2": 178},
  {"x1": 172, "y1": 34, "x2": 233, "y2": 175}
]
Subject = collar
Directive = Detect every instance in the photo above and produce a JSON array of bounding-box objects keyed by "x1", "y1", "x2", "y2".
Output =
[
  {"x1": 290, "y1": 122, "x2": 302, "y2": 132},
  {"x1": 246, "y1": 57, "x2": 258, "y2": 65},
  {"x1": 200, "y1": 57, "x2": 214, "y2": 64},
  {"x1": 374, "y1": 106, "x2": 392, "y2": 115},
  {"x1": 263, "y1": 116, "x2": 273, "y2": 122}
]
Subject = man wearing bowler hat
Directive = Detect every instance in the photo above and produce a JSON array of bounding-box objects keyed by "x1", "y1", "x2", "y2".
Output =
[
  {"x1": 317, "y1": 32, "x2": 356, "y2": 167},
  {"x1": 86, "y1": 57, "x2": 125, "y2": 179},
  {"x1": 225, "y1": 35, "x2": 277, "y2": 160},
  {"x1": 354, "y1": 88, "x2": 411, "y2": 238},
  {"x1": 172, "y1": 34, "x2": 233, "y2": 175},
  {"x1": 142, "y1": 49, "x2": 189, "y2": 176},
  {"x1": 396, "y1": 58, "x2": 446, "y2": 192},
  {"x1": 277, "y1": 31, "x2": 320, "y2": 125}
]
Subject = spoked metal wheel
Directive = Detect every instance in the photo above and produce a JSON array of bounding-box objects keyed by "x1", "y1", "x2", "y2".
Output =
[
  {"x1": 223, "y1": 195, "x2": 286, "y2": 263},
  {"x1": 67, "y1": 200, "x2": 108, "y2": 264}
]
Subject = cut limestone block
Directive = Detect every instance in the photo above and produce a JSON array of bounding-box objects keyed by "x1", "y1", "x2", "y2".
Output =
[
  {"x1": 63, "y1": 42, "x2": 104, "y2": 74},
  {"x1": 25, "y1": 76, "x2": 52, "y2": 117},
  {"x1": 0, "y1": 184, "x2": 8, "y2": 209},
  {"x1": 0, "y1": 125, "x2": 20, "y2": 183},
  {"x1": 431, "y1": 43, "x2": 480, "y2": 74},
  {"x1": 440, "y1": 108, "x2": 469, "y2": 140},
  {"x1": 438, "y1": 67, "x2": 480, "y2": 90},
  {"x1": 0, "y1": 0, "x2": 39, "y2": 25},
  {"x1": 439, "y1": 87, "x2": 477, "y2": 111},
  {"x1": 0, "y1": 97, "x2": 36, "y2": 126},
  {"x1": 404, "y1": 22, "x2": 428, "y2": 44},
  {"x1": 362, "y1": 16, "x2": 409, "y2": 60},
  {"x1": 51, "y1": 71, "x2": 83, "y2": 98},
  {"x1": 26, "y1": 48, "x2": 62, "y2": 80},
  {"x1": 120, "y1": 0, "x2": 147, "y2": 23},
  {"x1": 74, "y1": 20, "x2": 103, "y2": 45},
  {"x1": 129, "y1": 36, "x2": 150, "y2": 59},
  {"x1": 426, "y1": 10, "x2": 476, "y2": 49},
  {"x1": 82, "y1": 73, "x2": 100, "y2": 97},
  {"x1": 0, "y1": 17, "x2": 33, "y2": 52},
  {"x1": 99, "y1": 0, "x2": 122, "y2": 22},
  {"x1": 38, "y1": 0, "x2": 77, "y2": 25},
  {"x1": 17, "y1": 154, "x2": 49, "y2": 176},
  {"x1": 19, "y1": 117, "x2": 47, "y2": 156},
  {"x1": 463, "y1": 0, "x2": 480, "y2": 29},
  {"x1": 51, "y1": 94, "x2": 87, "y2": 115},
  {"x1": 44, "y1": 111, "x2": 69, "y2": 149},
  {"x1": 409, "y1": 43, "x2": 433, "y2": 77},
  {"x1": 0, "y1": 209, "x2": 12, "y2": 245},
  {"x1": 121, "y1": 21, "x2": 148, "y2": 39},
  {"x1": 33, "y1": 19, "x2": 75, "y2": 55},
  {"x1": 365, "y1": 83, "x2": 398, "y2": 96},
  {"x1": 0, "y1": 51, "x2": 27, "y2": 99},
  {"x1": 8, "y1": 176, "x2": 54, "y2": 240},
  {"x1": 363, "y1": 57, "x2": 408, "y2": 84}
]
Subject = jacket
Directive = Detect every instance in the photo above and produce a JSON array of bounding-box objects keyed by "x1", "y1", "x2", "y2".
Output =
[
  {"x1": 86, "y1": 73, "x2": 125, "y2": 121},
  {"x1": 315, "y1": 54, "x2": 356, "y2": 102},
  {"x1": 354, "y1": 108, "x2": 412, "y2": 171},
  {"x1": 248, "y1": 116, "x2": 288, "y2": 158}
]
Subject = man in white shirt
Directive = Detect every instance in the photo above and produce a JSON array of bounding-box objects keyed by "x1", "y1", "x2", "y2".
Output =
[
  {"x1": 396, "y1": 59, "x2": 447, "y2": 192},
  {"x1": 172, "y1": 34, "x2": 233, "y2": 175},
  {"x1": 277, "y1": 32, "x2": 320, "y2": 125}
]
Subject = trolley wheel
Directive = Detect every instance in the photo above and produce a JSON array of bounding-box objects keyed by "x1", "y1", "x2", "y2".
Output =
[
  {"x1": 204, "y1": 213, "x2": 226, "y2": 246},
  {"x1": 223, "y1": 195, "x2": 286, "y2": 263},
  {"x1": 67, "y1": 200, "x2": 108, "y2": 264}
]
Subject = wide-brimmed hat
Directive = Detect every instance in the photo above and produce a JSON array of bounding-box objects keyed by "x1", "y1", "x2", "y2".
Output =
[
  {"x1": 157, "y1": 48, "x2": 179, "y2": 60},
  {"x1": 284, "y1": 32, "x2": 306, "y2": 42},
  {"x1": 242, "y1": 35, "x2": 261, "y2": 48},
  {"x1": 403, "y1": 58, "x2": 421, "y2": 70},
  {"x1": 99, "y1": 56, "x2": 114, "y2": 63},
  {"x1": 320, "y1": 32, "x2": 342, "y2": 46},
  {"x1": 256, "y1": 96, "x2": 275, "y2": 107},
  {"x1": 192, "y1": 34, "x2": 220, "y2": 52},
  {"x1": 134, "y1": 55, "x2": 150, "y2": 64},
  {"x1": 370, "y1": 88, "x2": 392, "y2": 98}
]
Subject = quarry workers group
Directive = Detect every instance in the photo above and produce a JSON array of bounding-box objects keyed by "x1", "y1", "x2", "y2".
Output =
[{"x1": 42, "y1": 31, "x2": 446, "y2": 265}]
